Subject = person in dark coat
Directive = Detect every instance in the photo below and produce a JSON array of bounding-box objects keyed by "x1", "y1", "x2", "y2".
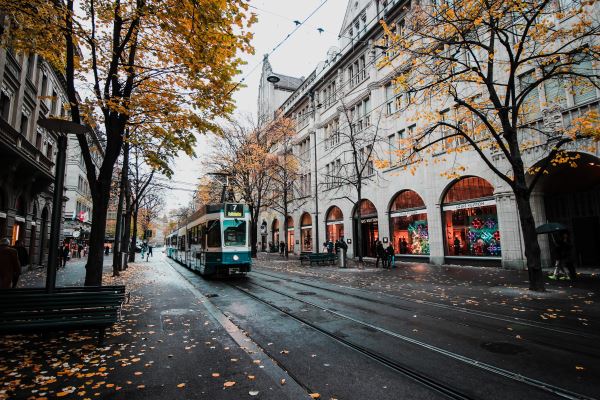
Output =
[
  {"x1": 14, "y1": 240, "x2": 29, "y2": 269},
  {"x1": 279, "y1": 241, "x2": 285, "y2": 255},
  {"x1": 327, "y1": 240, "x2": 334, "y2": 254},
  {"x1": 61, "y1": 243, "x2": 70, "y2": 268},
  {"x1": 0, "y1": 238, "x2": 21, "y2": 288},
  {"x1": 386, "y1": 244, "x2": 396, "y2": 269},
  {"x1": 375, "y1": 240, "x2": 386, "y2": 268},
  {"x1": 400, "y1": 238, "x2": 408, "y2": 254},
  {"x1": 551, "y1": 233, "x2": 574, "y2": 280}
]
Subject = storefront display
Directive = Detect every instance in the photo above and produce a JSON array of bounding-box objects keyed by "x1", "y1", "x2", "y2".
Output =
[
  {"x1": 326, "y1": 206, "x2": 344, "y2": 242},
  {"x1": 389, "y1": 190, "x2": 429, "y2": 255},
  {"x1": 353, "y1": 199, "x2": 378, "y2": 257},
  {"x1": 300, "y1": 213, "x2": 313, "y2": 252},
  {"x1": 443, "y1": 177, "x2": 501, "y2": 257},
  {"x1": 286, "y1": 216, "x2": 294, "y2": 252}
]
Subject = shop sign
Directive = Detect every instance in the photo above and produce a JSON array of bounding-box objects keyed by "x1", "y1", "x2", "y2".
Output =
[
  {"x1": 326, "y1": 220, "x2": 343, "y2": 226},
  {"x1": 390, "y1": 208, "x2": 426, "y2": 218},
  {"x1": 225, "y1": 203, "x2": 244, "y2": 217},
  {"x1": 443, "y1": 199, "x2": 496, "y2": 212},
  {"x1": 361, "y1": 217, "x2": 378, "y2": 223}
]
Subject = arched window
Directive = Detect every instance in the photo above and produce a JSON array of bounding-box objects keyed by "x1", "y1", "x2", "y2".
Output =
[
  {"x1": 271, "y1": 219, "x2": 280, "y2": 248},
  {"x1": 389, "y1": 190, "x2": 429, "y2": 255},
  {"x1": 353, "y1": 199, "x2": 378, "y2": 258},
  {"x1": 326, "y1": 206, "x2": 344, "y2": 242},
  {"x1": 326, "y1": 206, "x2": 343, "y2": 222},
  {"x1": 442, "y1": 177, "x2": 500, "y2": 258},
  {"x1": 300, "y1": 213, "x2": 313, "y2": 252},
  {"x1": 286, "y1": 216, "x2": 295, "y2": 253}
]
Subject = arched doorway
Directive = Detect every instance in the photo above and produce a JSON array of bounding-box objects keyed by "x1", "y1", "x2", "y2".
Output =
[
  {"x1": 325, "y1": 206, "x2": 344, "y2": 243},
  {"x1": 536, "y1": 153, "x2": 600, "y2": 268},
  {"x1": 271, "y1": 219, "x2": 279, "y2": 250},
  {"x1": 442, "y1": 176, "x2": 500, "y2": 257},
  {"x1": 0, "y1": 192, "x2": 6, "y2": 238},
  {"x1": 39, "y1": 207, "x2": 49, "y2": 265},
  {"x1": 286, "y1": 216, "x2": 295, "y2": 253},
  {"x1": 300, "y1": 213, "x2": 313, "y2": 252},
  {"x1": 389, "y1": 190, "x2": 429, "y2": 255},
  {"x1": 353, "y1": 199, "x2": 378, "y2": 258}
]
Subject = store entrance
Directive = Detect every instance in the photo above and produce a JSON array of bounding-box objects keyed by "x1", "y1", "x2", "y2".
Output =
[{"x1": 539, "y1": 153, "x2": 600, "y2": 268}]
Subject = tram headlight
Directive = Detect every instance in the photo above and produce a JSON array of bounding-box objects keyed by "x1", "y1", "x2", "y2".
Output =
[{"x1": 233, "y1": 255, "x2": 240, "y2": 261}]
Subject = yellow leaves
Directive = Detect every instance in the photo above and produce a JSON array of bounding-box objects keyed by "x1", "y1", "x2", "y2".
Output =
[
  {"x1": 575, "y1": 366, "x2": 585, "y2": 371},
  {"x1": 310, "y1": 393, "x2": 321, "y2": 399},
  {"x1": 223, "y1": 381, "x2": 236, "y2": 388},
  {"x1": 211, "y1": 372, "x2": 220, "y2": 378},
  {"x1": 177, "y1": 383, "x2": 186, "y2": 388}
]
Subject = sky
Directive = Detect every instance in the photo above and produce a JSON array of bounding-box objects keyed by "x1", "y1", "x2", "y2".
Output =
[{"x1": 163, "y1": 0, "x2": 348, "y2": 212}]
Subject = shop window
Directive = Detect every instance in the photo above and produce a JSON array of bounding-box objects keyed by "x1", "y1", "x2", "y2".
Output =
[
  {"x1": 389, "y1": 191, "x2": 429, "y2": 255},
  {"x1": 286, "y1": 216, "x2": 295, "y2": 252},
  {"x1": 353, "y1": 199, "x2": 379, "y2": 258},
  {"x1": 300, "y1": 213, "x2": 313, "y2": 252},
  {"x1": 442, "y1": 177, "x2": 500, "y2": 257},
  {"x1": 326, "y1": 206, "x2": 344, "y2": 242}
]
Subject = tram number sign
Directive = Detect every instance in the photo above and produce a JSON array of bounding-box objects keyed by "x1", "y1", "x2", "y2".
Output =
[{"x1": 225, "y1": 204, "x2": 244, "y2": 217}]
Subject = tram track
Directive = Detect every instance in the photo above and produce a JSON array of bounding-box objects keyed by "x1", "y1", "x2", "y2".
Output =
[
  {"x1": 231, "y1": 278, "x2": 597, "y2": 400},
  {"x1": 252, "y1": 270, "x2": 599, "y2": 341}
]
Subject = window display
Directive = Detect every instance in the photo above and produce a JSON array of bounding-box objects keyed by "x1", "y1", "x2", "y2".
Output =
[
  {"x1": 300, "y1": 213, "x2": 313, "y2": 252},
  {"x1": 389, "y1": 190, "x2": 429, "y2": 255},
  {"x1": 326, "y1": 206, "x2": 344, "y2": 242}
]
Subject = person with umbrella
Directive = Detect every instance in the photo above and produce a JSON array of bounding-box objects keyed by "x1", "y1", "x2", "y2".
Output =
[{"x1": 550, "y1": 232, "x2": 574, "y2": 280}]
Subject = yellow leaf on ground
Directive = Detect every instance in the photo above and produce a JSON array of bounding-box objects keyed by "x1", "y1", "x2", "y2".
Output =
[
  {"x1": 248, "y1": 375, "x2": 255, "y2": 380},
  {"x1": 56, "y1": 392, "x2": 69, "y2": 397},
  {"x1": 310, "y1": 394, "x2": 320, "y2": 399},
  {"x1": 177, "y1": 383, "x2": 186, "y2": 388},
  {"x1": 211, "y1": 373, "x2": 220, "y2": 378},
  {"x1": 224, "y1": 381, "x2": 236, "y2": 388}
]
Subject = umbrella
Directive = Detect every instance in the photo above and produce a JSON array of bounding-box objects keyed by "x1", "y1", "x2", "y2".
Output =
[{"x1": 536, "y1": 222, "x2": 567, "y2": 234}]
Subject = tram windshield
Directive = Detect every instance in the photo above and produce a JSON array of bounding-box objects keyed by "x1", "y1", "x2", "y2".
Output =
[{"x1": 223, "y1": 219, "x2": 247, "y2": 247}]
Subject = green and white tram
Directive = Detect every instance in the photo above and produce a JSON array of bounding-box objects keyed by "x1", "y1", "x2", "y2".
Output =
[{"x1": 166, "y1": 203, "x2": 251, "y2": 276}]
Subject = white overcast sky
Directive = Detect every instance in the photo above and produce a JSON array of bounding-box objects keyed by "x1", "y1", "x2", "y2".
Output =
[{"x1": 164, "y1": 0, "x2": 347, "y2": 212}]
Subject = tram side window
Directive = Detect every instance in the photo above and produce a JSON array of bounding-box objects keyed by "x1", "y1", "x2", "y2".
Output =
[
  {"x1": 223, "y1": 219, "x2": 246, "y2": 247},
  {"x1": 206, "y1": 220, "x2": 221, "y2": 247}
]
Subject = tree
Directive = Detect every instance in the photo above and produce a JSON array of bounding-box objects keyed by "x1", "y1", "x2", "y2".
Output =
[
  {"x1": 138, "y1": 191, "x2": 164, "y2": 242},
  {"x1": 206, "y1": 116, "x2": 281, "y2": 257},
  {"x1": 322, "y1": 100, "x2": 385, "y2": 263},
  {"x1": 379, "y1": 0, "x2": 599, "y2": 290},
  {"x1": 5, "y1": 0, "x2": 255, "y2": 285},
  {"x1": 266, "y1": 116, "x2": 305, "y2": 258}
]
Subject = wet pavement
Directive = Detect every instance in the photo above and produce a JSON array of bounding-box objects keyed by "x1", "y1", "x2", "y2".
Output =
[{"x1": 2, "y1": 252, "x2": 599, "y2": 399}]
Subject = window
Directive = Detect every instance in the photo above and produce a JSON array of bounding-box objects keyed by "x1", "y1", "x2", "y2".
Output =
[
  {"x1": 51, "y1": 90, "x2": 58, "y2": 115},
  {"x1": 572, "y1": 58, "x2": 596, "y2": 106},
  {"x1": 349, "y1": 54, "x2": 368, "y2": 88},
  {"x1": 26, "y1": 54, "x2": 35, "y2": 79},
  {"x1": 388, "y1": 133, "x2": 396, "y2": 163},
  {"x1": 46, "y1": 143, "x2": 53, "y2": 159},
  {"x1": 439, "y1": 109, "x2": 454, "y2": 150},
  {"x1": 20, "y1": 113, "x2": 29, "y2": 136},
  {"x1": 36, "y1": 132, "x2": 42, "y2": 149},
  {"x1": 519, "y1": 70, "x2": 540, "y2": 118},
  {"x1": 385, "y1": 83, "x2": 402, "y2": 115},
  {"x1": 0, "y1": 92, "x2": 11, "y2": 121},
  {"x1": 353, "y1": 97, "x2": 371, "y2": 132},
  {"x1": 223, "y1": 219, "x2": 246, "y2": 247},
  {"x1": 206, "y1": 220, "x2": 221, "y2": 247}
]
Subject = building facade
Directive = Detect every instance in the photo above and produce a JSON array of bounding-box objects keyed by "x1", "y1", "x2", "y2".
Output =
[
  {"x1": 0, "y1": 46, "x2": 69, "y2": 266},
  {"x1": 257, "y1": 0, "x2": 600, "y2": 270}
]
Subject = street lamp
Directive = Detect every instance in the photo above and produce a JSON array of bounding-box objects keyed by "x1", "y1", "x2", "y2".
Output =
[{"x1": 38, "y1": 118, "x2": 93, "y2": 292}]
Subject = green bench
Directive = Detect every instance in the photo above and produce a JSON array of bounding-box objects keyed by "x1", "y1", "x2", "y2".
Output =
[
  {"x1": 0, "y1": 286, "x2": 127, "y2": 344},
  {"x1": 300, "y1": 253, "x2": 337, "y2": 266}
]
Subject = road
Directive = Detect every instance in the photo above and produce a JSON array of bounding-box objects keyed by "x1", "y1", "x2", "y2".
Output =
[{"x1": 165, "y1": 255, "x2": 600, "y2": 400}]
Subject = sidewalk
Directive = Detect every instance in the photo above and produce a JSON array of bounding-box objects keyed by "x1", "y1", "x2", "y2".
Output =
[{"x1": 1, "y1": 255, "x2": 294, "y2": 400}]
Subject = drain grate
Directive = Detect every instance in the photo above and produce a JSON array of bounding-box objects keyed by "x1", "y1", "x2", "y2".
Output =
[
  {"x1": 481, "y1": 342, "x2": 528, "y2": 355},
  {"x1": 296, "y1": 291, "x2": 317, "y2": 296}
]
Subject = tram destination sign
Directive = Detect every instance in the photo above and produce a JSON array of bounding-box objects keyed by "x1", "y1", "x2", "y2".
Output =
[{"x1": 225, "y1": 203, "x2": 245, "y2": 217}]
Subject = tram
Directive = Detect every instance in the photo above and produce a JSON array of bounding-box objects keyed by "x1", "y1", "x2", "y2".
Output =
[{"x1": 166, "y1": 203, "x2": 251, "y2": 276}]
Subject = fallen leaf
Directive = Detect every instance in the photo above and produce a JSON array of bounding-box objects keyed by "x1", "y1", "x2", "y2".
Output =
[
  {"x1": 211, "y1": 373, "x2": 220, "y2": 378},
  {"x1": 249, "y1": 390, "x2": 259, "y2": 396},
  {"x1": 310, "y1": 393, "x2": 321, "y2": 399},
  {"x1": 177, "y1": 383, "x2": 186, "y2": 388},
  {"x1": 280, "y1": 378, "x2": 286, "y2": 385},
  {"x1": 575, "y1": 366, "x2": 585, "y2": 371},
  {"x1": 248, "y1": 375, "x2": 255, "y2": 380},
  {"x1": 224, "y1": 381, "x2": 236, "y2": 388}
]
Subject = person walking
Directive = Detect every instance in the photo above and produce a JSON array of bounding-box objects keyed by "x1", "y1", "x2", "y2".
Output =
[
  {"x1": 146, "y1": 244, "x2": 153, "y2": 261},
  {"x1": 1, "y1": 238, "x2": 21, "y2": 288},
  {"x1": 400, "y1": 237, "x2": 408, "y2": 254},
  {"x1": 61, "y1": 242, "x2": 70, "y2": 268},
  {"x1": 14, "y1": 240, "x2": 29, "y2": 271},
  {"x1": 375, "y1": 240, "x2": 386, "y2": 268},
  {"x1": 322, "y1": 241, "x2": 328, "y2": 253},
  {"x1": 279, "y1": 241, "x2": 285, "y2": 256},
  {"x1": 550, "y1": 233, "x2": 573, "y2": 280},
  {"x1": 327, "y1": 240, "x2": 334, "y2": 254},
  {"x1": 386, "y1": 243, "x2": 396, "y2": 269}
]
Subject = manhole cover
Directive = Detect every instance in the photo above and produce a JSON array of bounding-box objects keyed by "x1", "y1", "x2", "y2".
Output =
[
  {"x1": 481, "y1": 342, "x2": 528, "y2": 355},
  {"x1": 296, "y1": 291, "x2": 317, "y2": 296},
  {"x1": 205, "y1": 293, "x2": 219, "y2": 298}
]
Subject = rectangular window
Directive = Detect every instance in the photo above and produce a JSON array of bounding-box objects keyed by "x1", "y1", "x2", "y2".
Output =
[
  {"x1": 572, "y1": 58, "x2": 596, "y2": 106},
  {"x1": 388, "y1": 133, "x2": 396, "y2": 164},
  {"x1": 0, "y1": 92, "x2": 10, "y2": 121},
  {"x1": 519, "y1": 70, "x2": 540, "y2": 119},
  {"x1": 51, "y1": 90, "x2": 58, "y2": 115},
  {"x1": 20, "y1": 113, "x2": 29, "y2": 136},
  {"x1": 223, "y1": 219, "x2": 247, "y2": 247}
]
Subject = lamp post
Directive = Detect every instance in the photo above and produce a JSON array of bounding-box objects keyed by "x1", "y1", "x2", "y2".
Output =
[{"x1": 38, "y1": 118, "x2": 92, "y2": 292}]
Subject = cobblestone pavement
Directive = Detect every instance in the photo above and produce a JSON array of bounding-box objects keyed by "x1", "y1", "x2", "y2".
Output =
[{"x1": 1, "y1": 254, "x2": 293, "y2": 400}]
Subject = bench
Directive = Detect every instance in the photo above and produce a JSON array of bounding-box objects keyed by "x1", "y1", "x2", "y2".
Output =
[
  {"x1": 300, "y1": 253, "x2": 337, "y2": 266},
  {"x1": 0, "y1": 286, "x2": 127, "y2": 344}
]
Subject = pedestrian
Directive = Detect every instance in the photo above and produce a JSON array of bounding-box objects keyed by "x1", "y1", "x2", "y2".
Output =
[
  {"x1": 322, "y1": 241, "x2": 328, "y2": 253},
  {"x1": 327, "y1": 240, "x2": 334, "y2": 254},
  {"x1": 550, "y1": 232, "x2": 574, "y2": 280},
  {"x1": 62, "y1": 243, "x2": 70, "y2": 268},
  {"x1": 78, "y1": 243, "x2": 83, "y2": 258},
  {"x1": 104, "y1": 245, "x2": 110, "y2": 256},
  {"x1": 386, "y1": 243, "x2": 396, "y2": 269},
  {"x1": 147, "y1": 244, "x2": 153, "y2": 261},
  {"x1": 400, "y1": 237, "x2": 408, "y2": 254},
  {"x1": 453, "y1": 236, "x2": 461, "y2": 255},
  {"x1": 0, "y1": 238, "x2": 21, "y2": 288},
  {"x1": 334, "y1": 239, "x2": 340, "y2": 254},
  {"x1": 84, "y1": 244, "x2": 89, "y2": 257},
  {"x1": 279, "y1": 241, "x2": 285, "y2": 256},
  {"x1": 14, "y1": 240, "x2": 30, "y2": 270},
  {"x1": 375, "y1": 240, "x2": 386, "y2": 268}
]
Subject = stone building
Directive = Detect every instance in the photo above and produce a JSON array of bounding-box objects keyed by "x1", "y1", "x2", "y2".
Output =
[
  {"x1": 0, "y1": 47, "x2": 69, "y2": 266},
  {"x1": 257, "y1": 0, "x2": 600, "y2": 270}
]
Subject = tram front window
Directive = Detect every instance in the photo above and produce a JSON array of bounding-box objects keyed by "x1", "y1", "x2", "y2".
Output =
[
  {"x1": 223, "y1": 219, "x2": 247, "y2": 247},
  {"x1": 207, "y1": 220, "x2": 222, "y2": 247}
]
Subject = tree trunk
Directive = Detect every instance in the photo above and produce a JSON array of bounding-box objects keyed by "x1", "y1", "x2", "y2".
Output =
[
  {"x1": 250, "y1": 205, "x2": 258, "y2": 258},
  {"x1": 84, "y1": 182, "x2": 111, "y2": 286},
  {"x1": 356, "y1": 185, "x2": 363, "y2": 263},
  {"x1": 514, "y1": 190, "x2": 545, "y2": 291},
  {"x1": 129, "y1": 205, "x2": 139, "y2": 263},
  {"x1": 122, "y1": 187, "x2": 132, "y2": 270}
]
